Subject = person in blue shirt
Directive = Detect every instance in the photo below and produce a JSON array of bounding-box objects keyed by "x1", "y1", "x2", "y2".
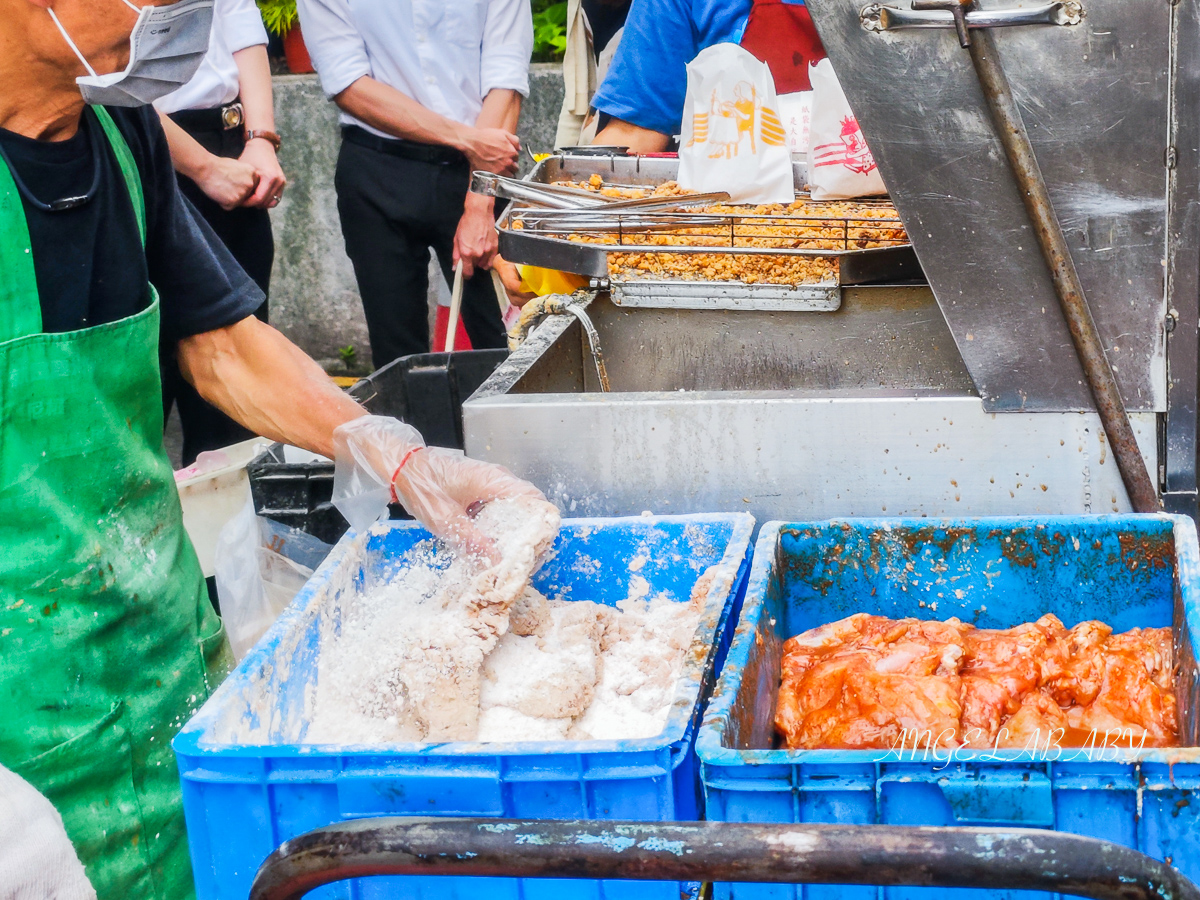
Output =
[{"x1": 592, "y1": 0, "x2": 825, "y2": 152}]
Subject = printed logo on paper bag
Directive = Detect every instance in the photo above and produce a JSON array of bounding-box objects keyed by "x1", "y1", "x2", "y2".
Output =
[
  {"x1": 688, "y1": 81, "x2": 786, "y2": 160},
  {"x1": 813, "y1": 115, "x2": 877, "y2": 174}
]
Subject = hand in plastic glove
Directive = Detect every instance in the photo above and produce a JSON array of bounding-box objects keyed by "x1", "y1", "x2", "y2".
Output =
[
  {"x1": 0, "y1": 764, "x2": 96, "y2": 900},
  {"x1": 332, "y1": 416, "x2": 545, "y2": 562}
]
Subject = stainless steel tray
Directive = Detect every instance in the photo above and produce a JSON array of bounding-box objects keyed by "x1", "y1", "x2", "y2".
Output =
[{"x1": 496, "y1": 155, "x2": 921, "y2": 311}]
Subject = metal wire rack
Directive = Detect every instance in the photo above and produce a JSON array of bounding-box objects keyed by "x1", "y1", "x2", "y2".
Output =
[
  {"x1": 503, "y1": 192, "x2": 908, "y2": 259},
  {"x1": 509, "y1": 210, "x2": 907, "y2": 258}
]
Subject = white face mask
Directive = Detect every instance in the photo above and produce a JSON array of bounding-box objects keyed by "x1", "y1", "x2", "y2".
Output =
[{"x1": 49, "y1": 0, "x2": 214, "y2": 107}]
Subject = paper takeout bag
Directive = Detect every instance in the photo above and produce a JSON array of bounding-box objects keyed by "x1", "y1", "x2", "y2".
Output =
[
  {"x1": 678, "y1": 43, "x2": 794, "y2": 204},
  {"x1": 806, "y1": 58, "x2": 887, "y2": 200},
  {"x1": 777, "y1": 91, "x2": 813, "y2": 156}
]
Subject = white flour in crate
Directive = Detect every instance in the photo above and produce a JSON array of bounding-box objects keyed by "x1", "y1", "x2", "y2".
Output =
[
  {"x1": 304, "y1": 502, "x2": 719, "y2": 744},
  {"x1": 304, "y1": 496, "x2": 561, "y2": 743},
  {"x1": 475, "y1": 585, "x2": 707, "y2": 742}
]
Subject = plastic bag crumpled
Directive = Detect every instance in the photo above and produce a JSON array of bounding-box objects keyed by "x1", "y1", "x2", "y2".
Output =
[
  {"x1": 214, "y1": 497, "x2": 333, "y2": 661},
  {"x1": 331, "y1": 415, "x2": 545, "y2": 559}
]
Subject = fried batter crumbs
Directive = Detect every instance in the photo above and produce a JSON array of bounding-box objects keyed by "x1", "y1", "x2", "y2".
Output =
[{"x1": 541, "y1": 179, "x2": 908, "y2": 286}]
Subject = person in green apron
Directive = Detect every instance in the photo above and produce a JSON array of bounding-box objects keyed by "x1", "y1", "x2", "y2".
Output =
[{"x1": 0, "y1": 2, "x2": 539, "y2": 897}]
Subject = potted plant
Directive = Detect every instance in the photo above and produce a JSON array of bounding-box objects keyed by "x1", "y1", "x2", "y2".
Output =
[
  {"x1": 257, "y1": 0, "x2": 313, "y2": 75},
  {"x1": 532, "y1": 0, "x2": 568, "y2": 62}
]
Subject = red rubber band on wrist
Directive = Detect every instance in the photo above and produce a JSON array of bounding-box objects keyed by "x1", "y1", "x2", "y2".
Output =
[{"x1": 389, "y1": 446, "x2": 425, "y2": 504}]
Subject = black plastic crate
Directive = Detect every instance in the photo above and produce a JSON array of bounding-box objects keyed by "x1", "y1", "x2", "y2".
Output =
[{"x1": 246, "y1": 349, "x2": 507, "y2": 544}]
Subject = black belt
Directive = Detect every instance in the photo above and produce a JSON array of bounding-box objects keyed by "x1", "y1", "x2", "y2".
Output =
[
  {"x1": 170, "y1": 101, "x2": 244, "y2": 134},
  {"x1": 341, "y1": 126, "x2": 467, "y2": 166}
]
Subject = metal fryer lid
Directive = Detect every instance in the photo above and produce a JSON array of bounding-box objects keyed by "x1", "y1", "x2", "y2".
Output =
[{"x1": 808, "y1": 0, "x2": 1173, "y2": 413}]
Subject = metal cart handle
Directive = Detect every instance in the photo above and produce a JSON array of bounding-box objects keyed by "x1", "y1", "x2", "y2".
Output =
[
  {"x1": 861, "y1": 0, "x2": 1083, "y2": 34},
  {"x1": 248, "y1": 817, "x2": 1200, "y2": 900}
]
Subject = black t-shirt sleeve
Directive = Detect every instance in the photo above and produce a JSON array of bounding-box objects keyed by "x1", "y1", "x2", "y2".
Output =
[{"x1": 111, "y1": 107, "x2": 264, "y2": 343}]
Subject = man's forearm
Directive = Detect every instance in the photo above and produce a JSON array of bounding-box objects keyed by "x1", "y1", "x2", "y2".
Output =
[
  {"x1": 159, "y1": 112, "x2": 215, "y2": 183},
  {"x1": 177, "y1": 317, "x2": 365, "y2": 459},
  {"x1": 233, "y1": 44, "x2": 275, "y2": 134},
  {"x1": 457, "y1": 90, "x2": 522, "y2": 228},
  {"x1": 594, "y1": 117, "x2": 671, "y2": 154},
  {"x1": 475, "y1": 88, "x2": 521, "y2": 133},
  {"x1": 335, "y1": 76, "x2": 469, "y2": 150}
]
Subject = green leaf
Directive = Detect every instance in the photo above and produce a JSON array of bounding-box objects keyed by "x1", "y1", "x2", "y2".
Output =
[
  {"x1": 256, "y1": 0, "x2": 298, "y2": 36},
  {"x1": 531, "y1": 1, "x2": 568, "y2": 62}
]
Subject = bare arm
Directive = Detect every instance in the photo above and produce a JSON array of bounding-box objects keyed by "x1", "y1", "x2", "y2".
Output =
[
  {"x1": 177, "y1": 317, "x2": 364, "y2": 459},
  {"x1": 233, "y1": 44, "x2": 287, "y2": 208},
  {"x1": 453, "y1": 88, "x2": 524, "y2": 276},
  {"x1": 178, "y1": 316, "x2": 543, "y2": 553},
  {"x1": 158, "y1": 112, "x2": 259, "y2": 210},
  {"x1": 476, "y1": 87, "x2": 521, "y2": 133},
  {"x1": 335, "y1": 76, "x2": 519, "y2": 173},
  {"x1": 234, "y1": 45, "x2": 275, "y2": 135},
  {"x1": 594, "y1": 117, "x2": 672, "y2": 154}
]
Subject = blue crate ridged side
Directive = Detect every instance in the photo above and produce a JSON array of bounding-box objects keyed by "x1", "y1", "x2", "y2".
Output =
[
  {"x1": 697, "y1": 515, "x2": 1200, "y2": 900},
  {"x1": 175, "y1": 513, "x2": 754, "y2": 900}
]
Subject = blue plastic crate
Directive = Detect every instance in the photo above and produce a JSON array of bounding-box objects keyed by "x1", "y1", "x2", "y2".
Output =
[
  {"x1": 697, "y1": 515, "x2": 1200, "y2": 900},
  {"x1": 176, "y1": 513, "x2": 754, "y2": 900}
]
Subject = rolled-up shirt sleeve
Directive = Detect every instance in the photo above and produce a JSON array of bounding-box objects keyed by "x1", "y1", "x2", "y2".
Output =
[
  {"x1": 480, "y1": 0, "x2": 533, "y2": 97},
  {"x1": 296, "y1": 0, "x2": 373, "y2": 98},
  {"x1": 591, "y1": 0, "x2": 699, "y2": 136},
  {"x1": 220, "y1": 0, "x2": 269, "y2": 53}
]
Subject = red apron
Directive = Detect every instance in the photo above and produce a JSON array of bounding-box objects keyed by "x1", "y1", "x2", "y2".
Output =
[{"x1": 740, "y1": 0, "x2": 827, "y2": 93}]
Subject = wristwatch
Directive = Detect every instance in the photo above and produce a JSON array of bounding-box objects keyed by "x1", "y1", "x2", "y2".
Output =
[{"x1": 245, "y1": 129, "x2": 282, "y2": 151}]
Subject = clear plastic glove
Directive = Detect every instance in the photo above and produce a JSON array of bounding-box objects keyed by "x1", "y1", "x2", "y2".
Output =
[{"x1": 332, "y1": 415, "x2": 546, "y2": 561}]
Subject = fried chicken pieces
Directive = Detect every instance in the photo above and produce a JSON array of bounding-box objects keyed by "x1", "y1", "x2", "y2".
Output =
[
  {"x1": 775, "y1": 613, "x2": 1177, "y2": 750},
  {"x1": 542, "y1": 179, "x2": 907, "y2": 286}
]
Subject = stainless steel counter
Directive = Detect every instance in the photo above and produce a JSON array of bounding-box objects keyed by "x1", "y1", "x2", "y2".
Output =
[{"x1": 465, "y1": 288, "x2": 1154, "y2": 524}]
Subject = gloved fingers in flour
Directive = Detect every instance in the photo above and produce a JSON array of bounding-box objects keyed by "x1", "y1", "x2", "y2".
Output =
[
  {"x1": 332, "y1": 414, "x2": 546, "y2": 559},
  {"x1": 391, "y1": 448, "x2": 538, "y2": 563},
  {"x1": 439, "y1": 453, "x2": 547, "y2": 510}
]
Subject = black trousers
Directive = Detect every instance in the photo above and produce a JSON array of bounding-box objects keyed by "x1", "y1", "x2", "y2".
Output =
[
  {"x1": 162, "y1": 119, "x2": 274, "y2": 466},
  {"x1": 334, "y1": 134, "x2": 507, "y2": 370}
]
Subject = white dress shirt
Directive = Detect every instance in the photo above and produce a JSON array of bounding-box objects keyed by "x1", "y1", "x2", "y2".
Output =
[
  {"x1": 155, "y1": 0, "x2": 270, "y2": 114},
  {"x1": 296, "y1": 0, "x2": 533, "y2": 138}
]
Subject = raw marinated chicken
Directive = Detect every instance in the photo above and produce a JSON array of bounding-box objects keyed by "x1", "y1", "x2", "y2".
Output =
[
  {"x1": 1060, "y1": 627, "x2": 1176, "y2": 747},
  {"x1": 775, "y1": 614, "x2": 1177, "y2": 750},
  {"x1": 1000, "y1": 690, "x2": 1069, "y2": 747},
  {"x1": 776, "y1": 615, "x2": 965, "y2": 749},
  {"x1": 959, "y1": 615, "x2": 1063, "y2": 747}
]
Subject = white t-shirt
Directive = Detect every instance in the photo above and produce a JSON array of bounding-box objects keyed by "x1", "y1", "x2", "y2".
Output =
[
  {"x1": 155, "y1": 0, "x2": 270, "y2": 114},
  {"x1": 296, "y1": 0, "x2": 533, "y2": 138}
]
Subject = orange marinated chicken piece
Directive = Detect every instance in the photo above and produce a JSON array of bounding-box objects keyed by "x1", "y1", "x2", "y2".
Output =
[
  {"x1": 995, "y1": 690, "x2": 1070, "y2": 749},
  {"x1": 1107, "y1": 627, "x2": 1174, "y2": 691},
  {"x1": 775, "y1": 614, "x2": 888, "y2": 740},
  {"x1": 1064, "y1": 627, "x2": 1176, "y2": 747},
  {"x1": 959, "y1": 615, "x2": 1064, "y2": 747},
  {"x1": 778, "y1": 648, "x2": 963, "y2": 750},
  {"x1": 776, "y1": 615, "x2": 967, "y2": 750},
  {"x1": 1041, "y1": 620, "x2": 1112, "y2": 708}
]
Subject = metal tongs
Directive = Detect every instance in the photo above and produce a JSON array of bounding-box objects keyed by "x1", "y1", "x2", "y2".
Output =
[
  {"x1": 512, "y1": 211, "x2": 735, "y2": 235},
  {"x1": 471, "y1": 172, "x2": 610, "y2": 209},
  {"x1": 471, "y1": 170, "x2": 730, "y2": 215}
]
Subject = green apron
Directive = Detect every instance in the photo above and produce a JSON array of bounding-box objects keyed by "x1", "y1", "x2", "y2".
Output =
[{"x1": 0, "y1": 107, "x2": 232, "y2": 900}]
